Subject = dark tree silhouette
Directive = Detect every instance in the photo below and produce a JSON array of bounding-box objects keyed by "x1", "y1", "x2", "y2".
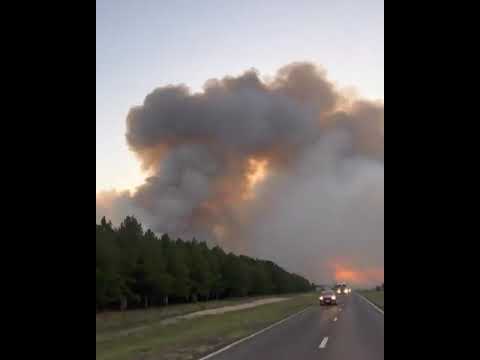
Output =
[{"x1": 96, "y1": 216, "x2": 313, "y2": 310}]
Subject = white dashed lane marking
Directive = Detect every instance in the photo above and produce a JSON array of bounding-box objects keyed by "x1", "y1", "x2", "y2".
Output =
[{"x1": 319, "y1": 337, "x2": 329, "y2": 349}]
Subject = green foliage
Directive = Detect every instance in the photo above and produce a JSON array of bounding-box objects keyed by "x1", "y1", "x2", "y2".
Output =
[{"x1": 96, "y1": 216, "x2": 313, "y2": 310}]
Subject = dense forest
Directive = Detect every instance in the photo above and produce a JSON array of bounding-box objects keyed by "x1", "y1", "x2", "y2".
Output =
[{"x1": 96, "y1": 216, "x2": 313, "y2": 310}]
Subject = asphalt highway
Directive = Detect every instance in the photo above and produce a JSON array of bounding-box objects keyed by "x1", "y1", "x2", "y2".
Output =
[{"x1": 204, "y1": 292, "x2": 384, "y2": 360}]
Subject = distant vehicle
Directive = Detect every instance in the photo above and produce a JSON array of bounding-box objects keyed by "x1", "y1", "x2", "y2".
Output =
[
  {"x1": 319, "y1": 290, "x2": 337, "y2": 305},
  {"x1": 334, "y1": 283, "x2": 351, "y2": 295}
]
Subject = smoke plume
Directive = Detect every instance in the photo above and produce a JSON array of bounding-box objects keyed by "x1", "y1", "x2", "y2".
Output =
[{"x1": 96, "y1": 62, "x2": 384, "y2": 286}]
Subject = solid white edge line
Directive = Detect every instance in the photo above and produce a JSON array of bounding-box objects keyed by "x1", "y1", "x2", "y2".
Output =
[
  {"x1": 319, "y1": 336, "x2": 329, "y2": 349},
  {"x1": 355, "y1": 292, "x2": 384, "y2": 315},
  {"x1": 198, "y1": 306, "x2": 312, "y2": 360}
]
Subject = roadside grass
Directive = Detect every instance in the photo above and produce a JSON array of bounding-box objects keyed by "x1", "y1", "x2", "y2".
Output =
[
  {"x1": 359, "y1": 290, "x2": 384, "y2": 310},
  {"x1": 97, "y1": 298, "x2": 249, "y2": 335},
  {"x1": 96, "y1": 294, "x2": 298, "y2": 335},
  {"x1": 96, "y1": 293, "x2": 317, "y2": 360}
]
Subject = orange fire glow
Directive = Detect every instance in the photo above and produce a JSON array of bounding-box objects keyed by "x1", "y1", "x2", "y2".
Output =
[
  {"x1": 335, "y1": 267, "x2": 362, "y2": 283},
  {"x1": 244, "y1": 158, "x2": 268, "y2": 200},
  {"x1": 331, "y1": 262, "x2": 384, "y2": 286},
  {"x1": 213, "y1": 224, "x2": 227, "y2": 239}
]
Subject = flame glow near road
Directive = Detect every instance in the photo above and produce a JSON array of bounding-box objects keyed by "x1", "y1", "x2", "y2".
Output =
[{"x1": 333, "y1": 264, "x2": 384, "y2": 285}]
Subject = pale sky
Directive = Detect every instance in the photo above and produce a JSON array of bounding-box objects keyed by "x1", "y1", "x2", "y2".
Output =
[{"x1": 96, "y1": 0, "x2": 384, "y2": 193}]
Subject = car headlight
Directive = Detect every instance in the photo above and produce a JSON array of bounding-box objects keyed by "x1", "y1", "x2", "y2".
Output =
[
  {"x1": 337, "y1": 289, "x2": 341, "y2": 294},
  {"x1": 332, "y1": 295, "x2": 336, "y2": 300},
  {"x1": 319, "y1": 296, "x2": 323, "y2": 300}
]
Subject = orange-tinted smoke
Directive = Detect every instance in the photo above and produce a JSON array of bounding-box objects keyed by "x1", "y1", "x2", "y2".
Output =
[
  {"x1": 100, "y1": 62, "x2": 384, "y2": 272},
  {"x1": 331, "y1": 262, "x2": 384, "y2": 286},
  {"x1": 243, "y1": 158, "x2": 269, "y2": 200}
]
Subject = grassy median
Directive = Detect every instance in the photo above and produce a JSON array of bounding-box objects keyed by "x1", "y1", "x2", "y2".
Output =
[
  {"x1": 359, "y1": 290, "x2": 384, "y2": 310},
  {"x1": 97, "y1": 296, "x2": 276, "y2": 335},
  {"x1": 96, "y1": 293, "x2": 317, "y2": 360}
]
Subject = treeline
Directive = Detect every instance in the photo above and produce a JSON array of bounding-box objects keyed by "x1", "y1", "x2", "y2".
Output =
[{"x1": 96, "y1": 216, "x2": 313, "y2": 310}]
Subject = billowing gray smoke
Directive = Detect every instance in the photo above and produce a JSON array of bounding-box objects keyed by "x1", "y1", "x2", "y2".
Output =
[{"x1": 96, "y1": 62, "x2": 384, "y2": 286}]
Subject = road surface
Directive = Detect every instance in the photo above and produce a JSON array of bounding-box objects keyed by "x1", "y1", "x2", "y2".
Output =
[{"x1": 204, "y1": 292, "x2": 383, "y2": 360}]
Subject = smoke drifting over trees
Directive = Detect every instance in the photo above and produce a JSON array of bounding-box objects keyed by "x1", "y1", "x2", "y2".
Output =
[{"x1": 97, "y1": 62, "x2": 384, "y2": 286}]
